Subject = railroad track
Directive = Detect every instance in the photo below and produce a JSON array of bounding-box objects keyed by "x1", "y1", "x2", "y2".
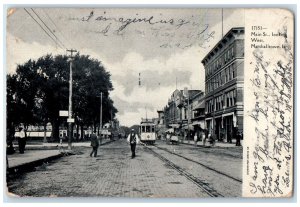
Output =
[
  {"x1": 153, "y1": 145, "x2": 242, "y2": 183},
  {"x1": 143, "y1": 144, "x2": 224, "y2": 197}
]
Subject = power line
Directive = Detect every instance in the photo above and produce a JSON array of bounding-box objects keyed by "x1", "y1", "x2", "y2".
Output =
[
  {"x1": 30, "y1": 8, "x2": 67, "y2": 49},
  {"x1": 42, "y1": 9, "x2": 73, "y2": 48},
  {"x1": 23, "y1": 8, "x2": 64, "y2": 50}
]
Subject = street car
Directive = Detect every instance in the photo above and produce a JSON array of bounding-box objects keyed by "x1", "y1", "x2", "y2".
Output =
[{"x1": 140, "y1": 119, "x2": 156, "y2": 144}]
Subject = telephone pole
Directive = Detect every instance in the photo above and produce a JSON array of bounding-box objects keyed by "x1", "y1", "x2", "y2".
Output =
[
  {"x1": 100, "y1": 92, "x2": 103, "y2": 137},
  {"x1": 67, "y1": 49, "x2": 77, "y2": 150}
]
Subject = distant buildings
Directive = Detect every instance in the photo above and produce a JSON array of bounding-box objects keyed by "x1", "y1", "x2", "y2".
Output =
[
  {"x1": 201, "y1": 27, "x2": 244, "y2": 142},
  {"x1": 160, "y1": 89, "x2": 205, "y2": 140}
]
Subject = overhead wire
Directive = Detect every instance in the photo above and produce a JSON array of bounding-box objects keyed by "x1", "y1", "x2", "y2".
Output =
[
  {"x1": 30, "y1": 8, "x2": 67, "y2": 49},
  {"x1": 23, "y1": 8, "x2": 64, "y2": 50},
  {"x1": 41, "y1": 9, "x2": 73, "y2": 48}
]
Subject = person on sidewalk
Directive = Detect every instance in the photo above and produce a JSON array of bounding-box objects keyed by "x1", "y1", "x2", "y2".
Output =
[
  {"x1": 90, "y1": 132, "x2": 99, "y2": 157},
  {"x1": 18, "y1": 127, "x2": 26, "y2": 154},
  {"x1": 127, "y1": 129, "x2": 140, "y2": 159},
  {"x1": 202, "y1": 131, "x2": 207, "y2": 147},
  {"x1": 236, "y1": 131, "x2": 242, "y2": 146},
  {"x1": 208, "y1": 133, "x2": 216, "y2": 147},
  {"x1": 194, "y1": 132, "x2": 198, "y2": 146}
]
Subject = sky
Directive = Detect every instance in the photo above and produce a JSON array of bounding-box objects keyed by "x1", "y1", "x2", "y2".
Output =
[{"x1": 6, "y1": 8, "x2": 244, "y2": 126}]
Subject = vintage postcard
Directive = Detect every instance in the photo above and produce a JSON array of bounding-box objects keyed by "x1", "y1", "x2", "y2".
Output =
[{"x1": 5, "y1": 7, "x2": 294, "y2": 198}]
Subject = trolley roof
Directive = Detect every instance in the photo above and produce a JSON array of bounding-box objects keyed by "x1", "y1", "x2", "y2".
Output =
[{"x1": 140, "y1": 118, "x2": 155, "y2": 125}]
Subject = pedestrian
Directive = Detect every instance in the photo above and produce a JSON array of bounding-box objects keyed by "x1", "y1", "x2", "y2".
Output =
[
  {"x1": 18, "y1": 127, "x2": 26, "y2": 154},
  {"x1": 227, "y1": 131, "x2": 233, "y2": 143},
  {"x1": 202, "y1": 131, "x2": 207, "y2": 146},
  {"x1": 99, "y1": 134, "x2": 103, "y2": 145},
  {"x1": 166, "y1": 132, "x2": 171, "y2": 144},
  {"x1": 194, "y1": 132, "x2": 198, "y2": 146},
  {"x1": 208, "y1": 133, "x2": 216, "y2": 146},
  {"x1": 236, "y1": 131, "x2": 242, "y2": 146},
  {"x1": 90, "y1": 132, "x2": 99, "y2": 157},
  {"x1": 127, "y1": 129, "x2": 140, "y2": 159}
]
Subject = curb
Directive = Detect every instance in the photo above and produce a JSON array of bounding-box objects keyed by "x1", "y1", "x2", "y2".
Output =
[{"x1": 7, "y1": 153, "x2": 63, "y2": 177}]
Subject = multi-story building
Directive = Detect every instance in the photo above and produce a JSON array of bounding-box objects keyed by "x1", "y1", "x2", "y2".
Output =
[
  {"x1": 190, "y1": 91, "x2": 205, "y2": 136},
  {"x1": 157, "y1": 110, "x2": 164, "y2": 126},
  {"x1": 163, "y1": 89, "x2": 201, "y2": 134},
  {"x1": 201, "y1": 27, "x2": 244, "y2": 142},
  {"x1": 164, "y1": 89, "x2": 184, "y2": 128},
  {"x1": 155, "y1": 110, "x2": 166, "y2": 138}
]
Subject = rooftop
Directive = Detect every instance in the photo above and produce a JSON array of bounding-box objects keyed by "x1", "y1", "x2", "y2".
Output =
[{"x1": 201, "y1": 27, "x2": 244, "y2": 64}]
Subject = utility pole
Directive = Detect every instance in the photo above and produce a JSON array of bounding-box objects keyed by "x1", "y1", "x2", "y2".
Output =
[
  {"x1": 187, "y1": 92, "x2": 190, "y2": 143},
  {"x1": 100, "y1": 92, "x2": 103, "y2": 137},
  {"x1": 221, "y1": 8, "x2": 224, "y2": 38},
  {"x1": 110, "y1": 108, "x2": 113, "y2": 127},
  {"x1": 67, "y1": 49, "x2": 77, "y2": 150}
]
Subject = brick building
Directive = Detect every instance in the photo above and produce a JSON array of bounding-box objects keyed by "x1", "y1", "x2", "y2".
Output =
[{"x1": 201, "y1": 27, "x2": 244, "y2": 142}]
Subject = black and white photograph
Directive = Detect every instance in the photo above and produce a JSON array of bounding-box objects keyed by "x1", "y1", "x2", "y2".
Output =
[{"x1": 4, "y1": 6, "x2": 294, "y2": 199}]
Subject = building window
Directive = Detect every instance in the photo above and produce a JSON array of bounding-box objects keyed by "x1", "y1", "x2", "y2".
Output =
[
  {"x1": 228, "y1": 50, "x2": 231, "y2": 60},
  {"x1": 233, "y1": 90, "x2": 237, "y2": 105},
  {"x1": 226, "y1": 93, "x2": 229, "y2": 107},
  {"x1": 224, "y1": 90, "x2": 237, "y2": 108},
  {"x1": 232, "y1": 64, "x2": 236, "y2": 78},
  {"x1": 221, "y1": 95, "x2": 224, "y2": 109},
  {"x1": 225, "y1": 68, "x2": 228, "y2": 83}
]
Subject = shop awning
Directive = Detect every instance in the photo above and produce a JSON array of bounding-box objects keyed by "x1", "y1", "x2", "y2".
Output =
[
  {"x1": 192, "y1": 121, "x2": 205, "y2": 129},
  {"x1": 165, "y1": 128, "x2": 174, "y2": 133},
  {"x1": 169, "y1": 124, "x2": 180, "y2": 128},
  {"x1": 193, "y1": 100, "x2": 205, "y2": 111},
  {"x1": 182, "y1": 125, "x2": 194, "y2": 130}
]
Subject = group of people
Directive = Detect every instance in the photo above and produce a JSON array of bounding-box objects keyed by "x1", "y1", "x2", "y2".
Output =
[
  {"x1": 89, "y1": 128, "x2": 140, "y2": 159},
  {"x1": 165, "y1": 129, "x2": 243, "y2": 147}
]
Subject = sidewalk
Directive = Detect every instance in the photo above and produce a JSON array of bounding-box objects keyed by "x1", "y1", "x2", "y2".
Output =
[
  {"x1": 7, "y1": 150, "x2": 62, "y2": 170},
  {"x1": 182, "y1": 140, "x2": 243, "y2": 148},
  {"x1": 7, "y1": 139, "x2": 115, "y2": 175}
]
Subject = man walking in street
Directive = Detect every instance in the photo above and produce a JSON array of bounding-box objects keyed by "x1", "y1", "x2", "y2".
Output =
[
  {"x1": 90, "y1": 132, "x2": 99, "y2": 157},
  {"x1": 127, "y1": 129, "x2": 140, "y2": 159}
]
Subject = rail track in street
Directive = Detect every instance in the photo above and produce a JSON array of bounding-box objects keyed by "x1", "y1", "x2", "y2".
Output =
[
  {"x1": 142, "y1": 142, "x2": 242, "y2": 197},
  {"x1": 143, "y1": 144, "x2": 224, "y2": 197},
  {"x1": 154, "y1": 145, "x2": 242, "y2": 183}
]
